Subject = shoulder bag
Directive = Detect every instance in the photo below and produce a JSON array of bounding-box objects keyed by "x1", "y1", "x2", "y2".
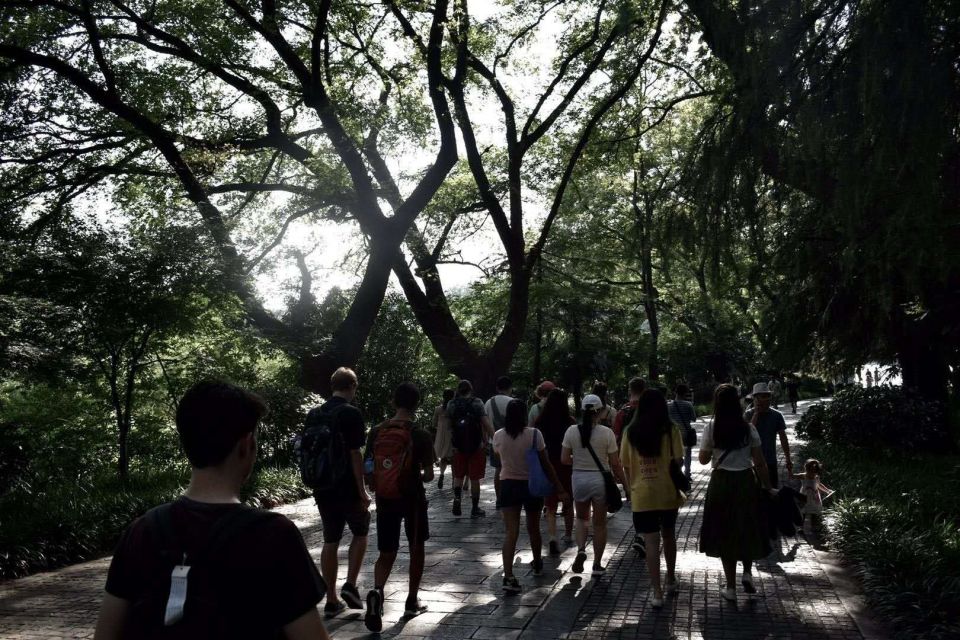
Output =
[
  {"x1": 668, "y1": 427, "x2": 692, "y2": 494},
  {"x1": 584, "y1": 434, "x2": 623, "y2": 514}
]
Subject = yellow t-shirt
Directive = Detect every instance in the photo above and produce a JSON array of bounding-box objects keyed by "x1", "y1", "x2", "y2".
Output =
[{"x1": 620, "y1": 425, "x2": 685, "y2": 512}]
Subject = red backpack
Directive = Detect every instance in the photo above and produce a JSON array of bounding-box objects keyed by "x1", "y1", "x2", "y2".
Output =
[{"x1": 372, "y1": 420, "x2": 414, "y2": 499}]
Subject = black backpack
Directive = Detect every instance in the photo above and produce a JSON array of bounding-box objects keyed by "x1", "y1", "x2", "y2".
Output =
[
  {"x1": 128, "y1": 503, "x2": 275, "y2": 638},
  {"x1": 295, "y1": 404, "x2": 349, "y2": 492},
  {"x1": 450, "y1": 397, "x2": 483, "y2": 454}
]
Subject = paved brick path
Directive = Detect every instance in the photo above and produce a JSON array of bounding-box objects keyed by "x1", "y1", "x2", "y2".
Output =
[{"x1": 0, "y1": 399, "x2": 881, "y2": 639}]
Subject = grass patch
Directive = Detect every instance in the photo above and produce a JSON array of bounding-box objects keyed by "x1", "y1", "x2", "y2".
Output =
[
  {"x1": 0, "y1": 465, "x2": 309, "y2": 580},
  {"x1": 807, "y1": 443, "x2": 960, "y2": 639}
]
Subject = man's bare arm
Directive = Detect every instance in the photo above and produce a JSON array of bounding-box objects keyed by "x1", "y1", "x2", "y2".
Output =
[{"x1": 93, "y1": 593, "x2": 129, "y2": 640}]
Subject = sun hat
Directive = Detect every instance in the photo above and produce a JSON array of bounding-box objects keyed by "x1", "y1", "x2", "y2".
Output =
[
  {"x1": 748, "y1": 382, "x2": 772, "y2": 398},
  {"x1": 536, "y1": 380, "x2": 556, "y2": 397},
  {"x1": 581, "y1": 394, "x2": 603, "y2": 410}
]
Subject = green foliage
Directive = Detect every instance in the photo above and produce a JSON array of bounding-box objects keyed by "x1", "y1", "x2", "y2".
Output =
[
  {"x1": 0, "y1": 465, "x2": 308, "y2": 580},
  {"x1": 808, "y1": 443, "x2": 960, "y2": 639},
  {"x1": 797, "y1": 386, "x2": 949, "y2": 452}
]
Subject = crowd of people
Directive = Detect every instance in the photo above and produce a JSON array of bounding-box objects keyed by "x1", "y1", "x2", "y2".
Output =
[{"x1": 93, "y1": 369, "x2": 823, "y2": 638}]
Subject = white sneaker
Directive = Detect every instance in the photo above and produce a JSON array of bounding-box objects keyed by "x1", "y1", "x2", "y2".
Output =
[
  {"x1": 651, "y1": 595, "x2": 664, "y2": 609},
  {"x1": 720, "y1": 587, "x2": 737, "y2": 602}
]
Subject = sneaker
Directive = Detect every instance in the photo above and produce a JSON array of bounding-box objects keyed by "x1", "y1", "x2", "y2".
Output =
[
  {"x1": 471, "y1": 506, "x2": 486, "y2": 518},
  {"x1": 572, "y1": 550, "x2": 587, "y2": 574},
  {"x1": 341, "y1": 583, "x2": 363, "y2": 609},
  {"x1": 651, "y1": 595, "x2": 664, "y2": 609},
  {"x1": 502, "y1": 576, "x2": 522, "y2": 593},
  {"x1": 404, "y1": 598, "x2": 428, "y2": 617},
  {"x1": 591, "y1": 564, "x2": 606, "y2": 577},
  {"x1": 324, "y1": 600, "x2": 346, "y2": 618},
  {"x1": 531, "y1": 557, "x2": 544, "y2": 576},
  {"x1": 452, "y1": 499, "x2": 462, "y2": 516},
  {"x1": 741, "y1": 573, "x2": 756, "y2": 594},
  {"x1": 364, "y1": 589, "x2": 383, "y2": 632},
  {"x1": 720, "y1": 587, "x2": 736, "y2": 602},
  {"x1": 548, "y1": 539, "x2": 561, "y2": 556},
  {"x1": 632, "y1": 535, "x2": 646, "y2": 553},
  {"x1": 665, "y1": 579, "x2": 679, "y2": 595}
]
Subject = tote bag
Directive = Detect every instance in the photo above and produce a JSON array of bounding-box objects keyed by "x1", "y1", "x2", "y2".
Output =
[{"x1": 526, "y1": 431, "x2": 555, "y2": 497}]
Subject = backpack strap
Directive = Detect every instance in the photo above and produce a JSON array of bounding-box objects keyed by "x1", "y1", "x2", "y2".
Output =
[
  {"x1": 490, "y1": 397, "x2": 504, "y2": 429},
  {"x1": 149, "y1": 503, "x2": 179, "y2": 562}
]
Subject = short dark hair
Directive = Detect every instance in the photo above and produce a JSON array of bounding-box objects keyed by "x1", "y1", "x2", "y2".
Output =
[
  {"x1": 628, "y1": 377, "x2": 647, "y2": 396},
  {"x1": 442, "y1": 388, "x2": 456, "y2": 404},
  {"x1": 674, "y1": 383, "x2": 690, "y2": 397},
  {"x1": 457, "y1": 379, "x2": 473, "y2": 396},
  {"x1": 176, "y1": 380, "x2": 268, "y2": 468},
  {"x1": 393, "y1": 382, "x2": 421, "y2": 412},
  {"x1": 496, "y1": 376, "x2": 512, "y2": 392}
]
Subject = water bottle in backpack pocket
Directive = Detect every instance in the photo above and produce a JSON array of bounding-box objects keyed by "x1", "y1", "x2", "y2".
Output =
[{"x1": 372, "y1": 420, "x2": 414, "y2": 499}]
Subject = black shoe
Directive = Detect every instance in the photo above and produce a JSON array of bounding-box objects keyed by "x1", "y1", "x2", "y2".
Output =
[
  {"x1": 341, "y1": 583, "x2": 363, "y2": 609},
  {"x1": 572, "y1": 550, "x2": 587, "y2": 574},
  {"x1": 324, "y1": 600, "x2": 346, "y2": 618},
  {"x1": 364, "y1": 589, "x2": 383, "y2": 632},
  {"x1": 548, "y1": 540, "x2": 561, "y2": 556},
  {"x1": 502, "y1": 576, "x2": 522, "y2": 593},
  {"x1": 404, "y1": 598, "x2": 428, "y2": 617},
  {"x1": 741, "y1": 574, "x2": 757, "y2": 594},
  {"x1": 531, "y1": 557, "x2": 544, "y2": 576},
  {"x1": 452, "y1": 499, "x2": 462, "y2": 516},
  {"x1": 471, "y1": 506, "x2": 486, "y2": 518}
]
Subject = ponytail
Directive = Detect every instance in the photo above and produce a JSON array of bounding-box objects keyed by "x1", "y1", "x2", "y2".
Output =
[{"x1": 578, "y1": 407, "x2": 596, "y2": 448}]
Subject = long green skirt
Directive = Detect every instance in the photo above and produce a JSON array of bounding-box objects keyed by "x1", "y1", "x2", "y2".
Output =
[{"x1": 699, "y1": 468, "x2": 771, "y2": 560}]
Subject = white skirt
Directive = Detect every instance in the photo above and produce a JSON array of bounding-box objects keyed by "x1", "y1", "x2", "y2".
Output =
[{"x1": 572, "y1": 470, "x2": 606, "y2": 503}]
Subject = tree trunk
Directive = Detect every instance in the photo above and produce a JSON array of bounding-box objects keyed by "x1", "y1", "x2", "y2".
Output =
[{"x1": 633, "y1": 170, "x2": 660, "y2": 381}]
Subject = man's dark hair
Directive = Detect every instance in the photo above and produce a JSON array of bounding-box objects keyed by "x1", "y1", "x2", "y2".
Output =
[
  {"x1": 394, "y1": 382, "x2": 421, "y2": 412},
  {"x1": 457, "y1": 379, "x2": 473, "y2": 396},
  {"x1": 496, "y1": 376, "x2": 512, "y2": 392},
  {"x1": 628, "y1": 377, "x2": 647, "y2": 396},
  {"x1": 176, "y1": 380, "x2": 268, "y2": 468},
  {"x1": 675, "y1": 383, "x2": 690, "y2": 397}
]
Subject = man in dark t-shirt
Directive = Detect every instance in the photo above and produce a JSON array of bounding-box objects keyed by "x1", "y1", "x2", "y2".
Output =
[
  {"x1": 363, "y1": 382, "x2": 435, "y2": 633},
  {"x1": 94, "y1": 380, "x2": 328, "y2": 640},
  {"x1": 744, "y1": 382, "x2": 793, "y2": 488},
  {"x1": 307, "y1": 367, "x2": 370, "y2": 617}
]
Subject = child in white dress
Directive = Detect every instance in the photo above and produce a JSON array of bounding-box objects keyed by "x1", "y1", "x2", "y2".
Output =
[{"x1": 794, "y1": 458, "x2": 828, "y2": 532}]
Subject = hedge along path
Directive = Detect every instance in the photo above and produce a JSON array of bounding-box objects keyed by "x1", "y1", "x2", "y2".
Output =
[{"x1": 0, "y1": 399, "x2": 885, "y2": 639}]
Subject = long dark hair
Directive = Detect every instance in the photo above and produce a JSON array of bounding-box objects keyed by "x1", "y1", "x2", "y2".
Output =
[
  {"x1": 592, "y1": 381, "x2": 609, "y2": 408},
  {"x1": 627, "y1": 389, "x2": 672, "y2": 457},
  {"x1": 712, "y1": 383, "x2": 749, "y2": 450},
  {"x1": 538, "y1": 388, "x2": 572, "y2": 454},
  {"x1": 578, "y1": 407, "x2": 597, "y2": 447},
  {"x1": 504, "y1": 399, "x2": 527, "y2": 439}
]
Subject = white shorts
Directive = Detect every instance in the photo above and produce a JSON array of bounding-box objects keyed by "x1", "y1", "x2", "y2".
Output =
[{"x1": 572, "y1": 470, "x2": 606, "y2": 503}]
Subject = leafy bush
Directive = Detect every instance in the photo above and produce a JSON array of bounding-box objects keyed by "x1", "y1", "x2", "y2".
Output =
[
  {"x1": 0, "y1": 465, "x2": 308, "y2": 580},
  {"x1": 797, "y1": 385, "x2": 949, "y2": 451},
  {"x1": 808, "y1": 443, "x2": 960, "y2": 638}
]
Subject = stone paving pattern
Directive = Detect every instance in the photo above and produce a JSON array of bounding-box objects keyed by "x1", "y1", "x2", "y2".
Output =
[{"x1": 0, "y1": 400, "x2": 879, "y2": 639}]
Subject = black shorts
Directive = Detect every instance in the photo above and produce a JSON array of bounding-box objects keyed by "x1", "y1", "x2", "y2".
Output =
[
  {"x1": 633, "y1": 509, "x2": 679, "y2": 534},
  {"x1": 497, "y1": 479, "x2": 544, "y2": 513},
  {"x1": 316, "y1": 497, "x2": 371, "y2": 543},
  {"x1": 376, "y1": 499, "x2": 429, "y2": 553}
]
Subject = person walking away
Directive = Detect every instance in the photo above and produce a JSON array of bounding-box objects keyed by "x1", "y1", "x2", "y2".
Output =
[
  {"x1": 495, "y1": 399, "x2": 568, "y2": 593},
  {"x1": 667, "y1": 384, "x2": 698, "y2": 483},
  {"x1": 592, "y1": 381, "x2": 617, "y2": 427},
  {"x1": 699, "y1": 383, "x2": 773, "y2": 602},
  {"x1": 363, "y1": 382, "x2": 435, "y2": 632},
  {"x1": 614, "y1": 377, "x2": 647, "y2": 552},
  {"x1": 484, "y1": 376, "x2": 514, "y2": 504},
  {"x1": 744, "y1": 383, "x2": 792, "y2": 488},
  {"x1": 768, "y1": 377, "x2": 782, "y2": 408},
  {"x1": 786, "y1": 377, "x2": 800, "y2": 415},
  {"x1": 433, "y1": 388, "x2": 456, "y2": 488},
  {"x1": 621, "y1": 389, "x2": 685, "y2": 608},
  {"x1": 561, "y1": 394, "x2": 629, "y2": 577},
  {"x1": 303, "y1": 367, "x2": 370, "y2": 617},
  {"x1": 537, "y1": 388, "x2": 577, "y2": 554},
  {"x1": 528, "y1": 380, "x2": 556, "y2": 426},
  {"x1": 613, "y1": 377, "x2": 646, "y2": 447},
  {"x1": 448, "y1": 380, "x2": 494, "y2": 517},
  {"x1": 94, "y1": 381, "x2": 329, "y2": 640}
]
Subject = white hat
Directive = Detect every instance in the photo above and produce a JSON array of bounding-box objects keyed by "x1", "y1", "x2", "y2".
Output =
[
  {"x1": 749, "y1": 382, "x2": 772, "y2": 398},
  {"x1": 581, "y1": 394, "x2": 603, "y2": 409}
]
